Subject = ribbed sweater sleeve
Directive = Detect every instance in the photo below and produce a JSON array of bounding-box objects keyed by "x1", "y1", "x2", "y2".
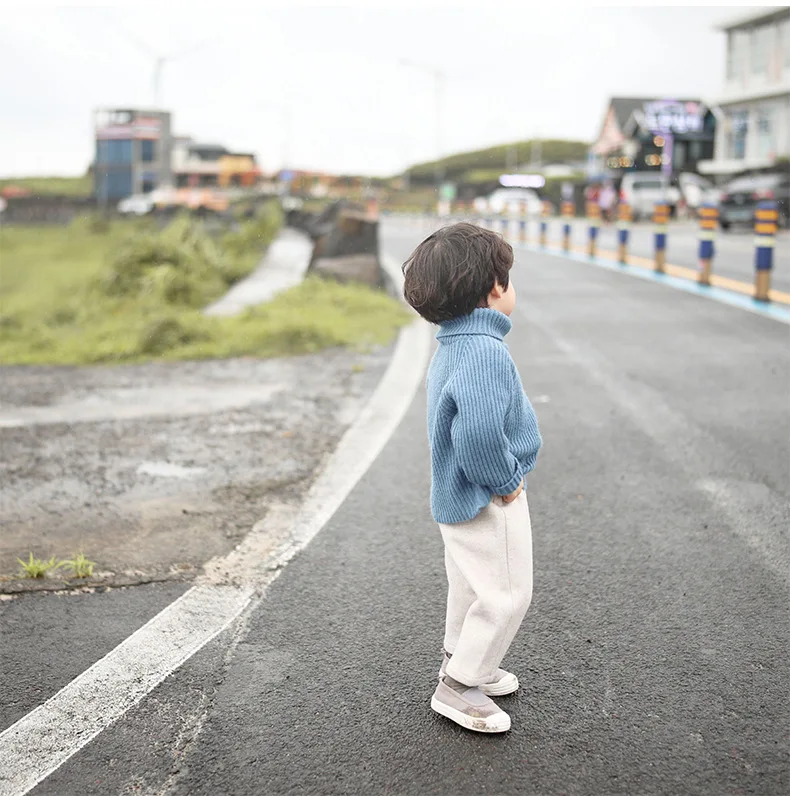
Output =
[{"x1": 448, "y1": 339, "x2": 523, "y2": 496}]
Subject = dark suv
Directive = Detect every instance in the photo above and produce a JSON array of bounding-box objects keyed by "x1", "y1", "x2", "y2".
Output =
[{"x1": 719, "y1": 172, "x2": 790, "y2": 230}]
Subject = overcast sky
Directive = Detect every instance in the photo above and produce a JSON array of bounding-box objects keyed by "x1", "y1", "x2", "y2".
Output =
[{"x1": 0, "y1": 5, "x2": 751, "y2": 178}]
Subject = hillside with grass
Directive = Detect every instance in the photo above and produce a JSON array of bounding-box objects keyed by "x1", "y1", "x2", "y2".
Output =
[{"x1": 405, "y1": 139, "x2": 589, "y2": 185}]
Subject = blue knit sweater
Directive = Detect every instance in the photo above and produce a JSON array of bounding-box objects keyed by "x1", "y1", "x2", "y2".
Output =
[{"x1": 426, "y1": 308, "x2": 542, "y2": 524}]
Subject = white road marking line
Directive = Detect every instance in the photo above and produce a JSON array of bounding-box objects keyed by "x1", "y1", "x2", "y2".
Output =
[
  {"x1": 0, "y1": 585, "x2": 253, "y2": 796},
  {"x1": 0, "y1": 251, "x2": 431, "y2": 796}
]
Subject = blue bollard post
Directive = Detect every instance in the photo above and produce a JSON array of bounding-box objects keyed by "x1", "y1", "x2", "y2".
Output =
[
  {"x1": 586, "y1": 201, "x2": 600, "y2": 258},
  {"x1": 539, "y1": 200, "x2": 551, "y2": 247},
  {"x1": 653, "y1": 202, "x2": 669, "y2": 272},
  {"x1": 561, "y1": 201, "x2": 574, "y2": 252},
  {"x1": 617, "y1": 202, "x2": 632, "y2": 264},
  {"x1": 754, "y1": 200, "x2": 778, "y2": 301},
  {"x1": 697, "y1": 204, "x2": 718, "y2": 285}
]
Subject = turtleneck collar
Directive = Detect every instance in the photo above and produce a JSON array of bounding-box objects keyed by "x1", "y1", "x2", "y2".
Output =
[{"x1": 436, "y1": 307, "x2": 512, "y2": 341}]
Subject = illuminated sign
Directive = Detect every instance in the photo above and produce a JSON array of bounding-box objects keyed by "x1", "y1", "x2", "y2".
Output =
[
  {"x1": 643, "y1": 100, "x2": 704, "y2": 135},
  {"x1": 499, "y1": 174, "x2": 546, "y2": 189}
]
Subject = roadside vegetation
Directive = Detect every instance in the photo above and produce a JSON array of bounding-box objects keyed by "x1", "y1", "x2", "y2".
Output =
[
  {"x1": 0, "y1": 202, "x2": 411, "y2": 366},
  {"x1": 15, "y1": 551, "x2": 96, "y2": 580},
  {"x1": 0, "y1": 175, "x2": 92, "y2": 197}
]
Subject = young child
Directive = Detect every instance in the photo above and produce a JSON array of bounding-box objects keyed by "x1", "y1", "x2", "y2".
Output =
[{"x1": 402, "y1": 222, "x2": 542, "y2": 733}]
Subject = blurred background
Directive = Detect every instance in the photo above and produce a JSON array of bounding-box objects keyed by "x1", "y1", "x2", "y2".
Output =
[{"x1": 1, "y1": 6, "x2": 788, "y2": 215}]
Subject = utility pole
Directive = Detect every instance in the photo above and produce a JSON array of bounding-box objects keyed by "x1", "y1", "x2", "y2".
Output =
[
  {"x1": 400, "y1": 59, "x2": 445, "y2": 198},
  {"x1": 93, "y1": 10, "x2": 211, "y2": 108},
  {"x1": 259, "y1": 103, "x2": 292, "y2": 193},
  {"x1": 434, "y1": 68, "x2": 444, "y2": 192}
]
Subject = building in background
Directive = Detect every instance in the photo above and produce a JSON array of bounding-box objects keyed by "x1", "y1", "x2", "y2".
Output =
[
  {"x1": 700, "y1": 7, "x2": 790, "y2": 176},
  {"x1": 590, "y1": 97, "x2": 716, "y2": 178},
  {"x1": 171, "y1": 138, "x2": 225, "y2": 187},
  {"x1": 171, "y1": 138, "x2": 261, "y2": 188},
  {"x1": 218, "y1": 153, "x2": 260, "y2": 188},
  {"x1": 94, "y1": 109, "x2": 173, "y2": 203}
]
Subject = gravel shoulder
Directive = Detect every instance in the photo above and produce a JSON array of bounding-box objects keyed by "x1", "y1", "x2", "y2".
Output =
[{"x1": 0, "y1": 347, "x2": 391, "y2": 593}]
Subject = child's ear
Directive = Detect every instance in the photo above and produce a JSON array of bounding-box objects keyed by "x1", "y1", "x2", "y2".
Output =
[{"x1": 489, "y1": 282, "x2": 503, "y2": 300}]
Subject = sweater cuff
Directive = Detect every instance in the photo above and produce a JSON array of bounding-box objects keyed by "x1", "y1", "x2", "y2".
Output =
[{"x1": 492, "y1": 468, "x2": 523, "y2": 497}]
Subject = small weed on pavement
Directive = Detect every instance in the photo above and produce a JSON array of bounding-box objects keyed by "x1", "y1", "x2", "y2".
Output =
[
  {"x1": 60, "y1": 553, "x2": 96, "y2": 579},
  {"x1": 17, "y1": 553, "x2": 62, "y2": 579}
]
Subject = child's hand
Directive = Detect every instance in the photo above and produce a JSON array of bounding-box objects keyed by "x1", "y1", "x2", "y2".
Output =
[{"x1": 502, "y1": 479, "x2": 524, "y2": 504}]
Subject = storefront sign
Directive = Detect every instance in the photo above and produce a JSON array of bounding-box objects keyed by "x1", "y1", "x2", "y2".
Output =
[
  {"x1": 96, "y1": 110, "x2": 162, "y2": 140},
  {"x1": 643, "y1": 100, "x2": 704, "y2": 135}
]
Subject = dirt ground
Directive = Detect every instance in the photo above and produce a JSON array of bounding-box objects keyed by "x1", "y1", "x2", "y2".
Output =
[{"x1": 0, "y1": 347, "x2": 392, "y2": 593}]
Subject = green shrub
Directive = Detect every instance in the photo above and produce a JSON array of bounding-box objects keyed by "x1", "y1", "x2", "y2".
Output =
[
  {"x1": 137, "y1": 313, "x2": 211, "y2": 355},
  {"x1": 0, "y1": 206, "x2": 413, "y2": 366},
  {"x1": 100, "y1": 216, "x2": 227, "y2": 308}
]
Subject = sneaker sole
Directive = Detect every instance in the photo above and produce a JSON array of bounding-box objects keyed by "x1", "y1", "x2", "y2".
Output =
[
  {"x1": 480, "y1": 673, "x2": 519, "y2": 697},
  {"x1": 437, "y1": 670, "x2": 520, "y2": 697},
  {"x1": 431, "y1": 696, "x2": 511, "y2": 733}
]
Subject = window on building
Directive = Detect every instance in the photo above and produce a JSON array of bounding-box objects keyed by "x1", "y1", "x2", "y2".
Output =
[
  {"x1": 757, "y1": 106, "x2": 776, "y2": 159},
  {"x1": 141, "y1": 139, "x2": 157, "y2": 163},
  {"x1": 726, "y1": 33, "x2": 737, "y2": 80},
  {"x1": 96, "y1": 139, "x2": 133, "y2": 165},
  {"x1": 751, "y1": 24, "x2": 771, "y2": 74},
  {"x1": 727, "y1": 31, "x2": 748, "y2": 80},
  {"x1": 726, "y1": 110, "x2": 749, "y2": 160},
  {"x1": 97, "y1": 169, "x2": 133, "y2": 200}
]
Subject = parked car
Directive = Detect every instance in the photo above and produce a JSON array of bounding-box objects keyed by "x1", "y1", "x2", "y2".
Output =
[
  {"x1": 718, "y1": 173, "x2": 790, "y2": 230},
  {"x1": 677, "y1": 172, "x2": 720, "y2": 214},
  {"x1": 619, "y1": 172, "x2": 680, "y2": 220},
  {"x1": 117, "y1": 193, "x2": 158, "y2": 215},
  {"x1": 477, "y1": 188, "x2": 544, "y2": 216}
]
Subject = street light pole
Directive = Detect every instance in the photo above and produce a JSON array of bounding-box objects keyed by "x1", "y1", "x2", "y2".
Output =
[
  {"x1": 399, "y1": 59, "x2": 445, "y2": 199},
  {"x1": 92, "y1": 11, "x2": 211, "y2": 108},
  {"x1": 258, "y1": 103, "x2": 292, "y2": 193},
  {"x1": 433, "y1": 68, "x2": 444, "y2": 193}
]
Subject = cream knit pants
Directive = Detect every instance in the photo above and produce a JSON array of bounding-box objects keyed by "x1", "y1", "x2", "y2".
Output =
[{"x1": 439, "y1": 491, "x2": 533, "y2": 687}]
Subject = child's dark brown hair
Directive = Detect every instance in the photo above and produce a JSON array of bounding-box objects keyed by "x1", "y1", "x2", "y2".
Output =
[{"x1": 401, "y1": 222, "x2": 514, "y2": 324}]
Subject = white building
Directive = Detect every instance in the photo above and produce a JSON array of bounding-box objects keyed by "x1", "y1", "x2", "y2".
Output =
[{"x1": 701, "y1": 6, "x2": 790, "y2": 176}]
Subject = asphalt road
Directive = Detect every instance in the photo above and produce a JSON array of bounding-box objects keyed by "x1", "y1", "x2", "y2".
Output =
[{"x1": 3, "y1": 224, "x2": 789, "y2": 795}]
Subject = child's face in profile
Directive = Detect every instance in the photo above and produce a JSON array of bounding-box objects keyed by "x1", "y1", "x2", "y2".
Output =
[{"x1": 488, "y1": 278, "x2": 515, "y2": 317}]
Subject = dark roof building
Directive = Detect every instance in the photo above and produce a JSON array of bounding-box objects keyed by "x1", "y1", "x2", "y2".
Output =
[{"x1": 591, "y1": 97, "x2": 716, "y2": 176}]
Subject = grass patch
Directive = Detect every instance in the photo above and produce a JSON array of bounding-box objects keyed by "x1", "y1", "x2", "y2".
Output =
[
  {"x1": 0, "y1": 206, "x2": 411, "y2": 365},
  {"x1": 59, "y1": 553, "x2": 96, "y2": 579},
  {"x1": 17, "y1": 553, "x2": 61, "y2": 579}
]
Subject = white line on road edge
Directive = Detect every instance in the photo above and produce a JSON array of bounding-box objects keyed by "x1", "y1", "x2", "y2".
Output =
[{"x1": 0, "y1": 257, "x2": 430, "y2": 796}]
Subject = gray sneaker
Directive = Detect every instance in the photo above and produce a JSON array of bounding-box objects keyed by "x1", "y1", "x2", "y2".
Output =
[
  {"x1": 438, "y1": 653, "x2": 519, "y2": 696},
  {"x1": 431, "y1": 678, "x2": 511, "y2": 733}
]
